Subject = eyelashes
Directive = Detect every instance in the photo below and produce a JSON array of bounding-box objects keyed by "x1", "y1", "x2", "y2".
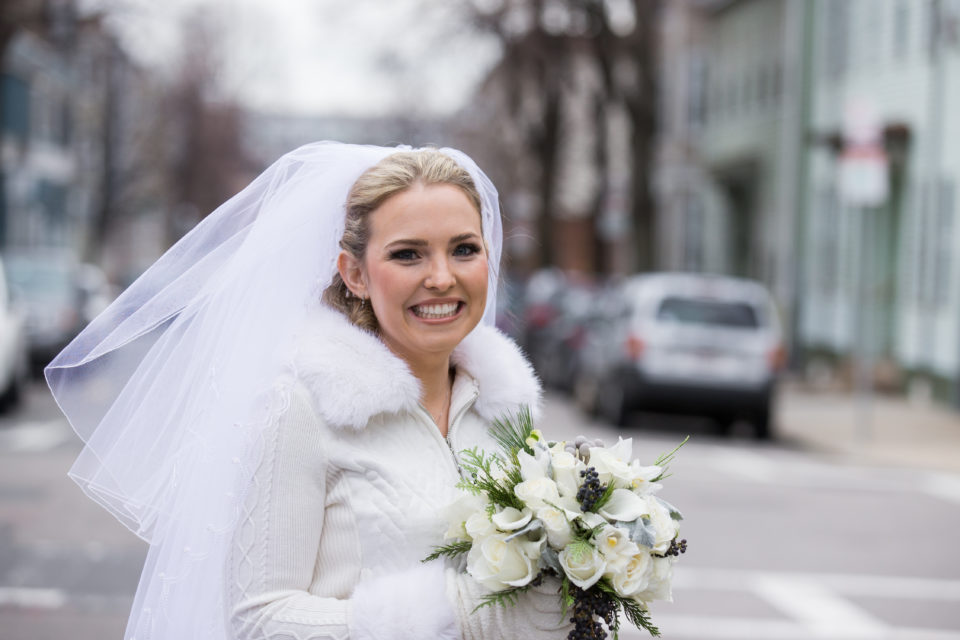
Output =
[{"x1": 388, "y1": 243, "x2": 483, "y2": 261}]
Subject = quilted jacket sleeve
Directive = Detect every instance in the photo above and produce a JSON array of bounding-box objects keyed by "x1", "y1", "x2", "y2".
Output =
[{"x1": 226, "y1": 382, "x2": 350, "y2": 640}]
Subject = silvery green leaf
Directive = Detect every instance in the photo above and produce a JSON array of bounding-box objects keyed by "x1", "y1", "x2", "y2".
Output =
[
  {"x1": 539, "y1": 545, "x2": 563, "y2": 575},
  {"x1": 618, "y1": 517, "x2": 656, "y2": 548},
  {"x1": 656, "y1": 496, "x2": 684, "y2": 521},
  {"x1": 504, "y1": 519, "x2": 544, "y2": 542}
]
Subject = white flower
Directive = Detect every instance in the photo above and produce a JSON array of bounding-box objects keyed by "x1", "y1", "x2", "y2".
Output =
[
  {"x1": 517, "y1": 527, "x2": 547, "y2": 560},
  {"x1": 595, "y1": 525, "x2": 640, "y2": 573},
  {"x1": 517, "y1": 449, "x2": 550, "y2": 482},
  {"x1": 514, "y1": 476, "x2": 561, "y2": 510},
  {"x1": 491, "y1": 507, "x2": 533, "y2": 531},
  {"x1": 536, "y1": 505, "x2": 574, "y2": 548},
  {"x1": 443, "y1": 493, "x2": 487, "y2": 540},
  {"x1": 465, "y1": 512, "x2": 496, "y2": 540},
  {"x1": 559, "y1": 542, "x2": 607, "y2": 589},
  {"x1": 597, "y1": 489, "x2": 649, "y2": 522},
  {"x1": 633, "y1": 556, "x2": 673, "y2": 603},
  {"x1": 590, "y1": 438, "x2": 662, "y2": 492},
  {"x1": 608, "y1": 550, "x2": 652, "y2": 597},
  {"x1": 467, "y1": 533, "x2": 537, "y2": 591},
  {"x1": 549, "y1": 448, "x2": 585, "y2": 497},
  {"x1": 641, "y1": 495, "x2": 679, "y2": 554}
]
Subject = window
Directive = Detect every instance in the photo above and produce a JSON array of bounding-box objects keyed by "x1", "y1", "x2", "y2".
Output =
[
  {"x1": 934, "y1": 178, "x2": 955, "y2": 308},
  {"x1": 893, "y1": 0, "x2": 910, "y2": 59},
  {"x1": 656, "y1": 297, "x2": 760, "y2": 329},
  {"x1": 1, "y1": 73, "x2": 30, "y2": 140},
  {"x1": 824, "y1": 1, "x2": 850, "y2": 80}
]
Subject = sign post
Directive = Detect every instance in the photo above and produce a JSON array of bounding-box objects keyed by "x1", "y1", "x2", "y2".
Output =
[{"x1": 837, "y1": 100, "x2": 889, "y2": 444}]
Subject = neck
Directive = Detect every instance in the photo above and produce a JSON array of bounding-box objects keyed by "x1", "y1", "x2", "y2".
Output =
[{"x1": 409, "y1": 355, "x2": 454, "y2": 436}]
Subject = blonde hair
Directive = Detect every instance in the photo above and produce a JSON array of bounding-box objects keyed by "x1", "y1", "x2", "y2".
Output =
[{"x1": 323, "y1": 149, "x2": 483, "y2": 332}]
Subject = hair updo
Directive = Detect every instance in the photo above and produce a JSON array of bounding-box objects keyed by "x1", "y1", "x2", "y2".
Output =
[{"x1": 322, "y1": 149, "x2": 484, "y2": 332}]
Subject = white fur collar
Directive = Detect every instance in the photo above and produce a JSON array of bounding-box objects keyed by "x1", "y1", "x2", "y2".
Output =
[{"x1": 291, "y1": 306, "x2": 542, "y2": 431}]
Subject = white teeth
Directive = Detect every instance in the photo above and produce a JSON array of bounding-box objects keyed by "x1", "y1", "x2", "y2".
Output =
[{"x1": 413, "y1": 302, "x2": 459, "y2": 319}]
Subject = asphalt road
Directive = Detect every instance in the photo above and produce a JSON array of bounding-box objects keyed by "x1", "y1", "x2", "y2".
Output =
[{"x1": 1, "y1": 384, "x2": 958, "y2": 640}]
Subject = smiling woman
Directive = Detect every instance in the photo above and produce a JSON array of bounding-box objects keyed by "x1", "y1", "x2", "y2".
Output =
[{"x1": 46, "y1": 142, "x2": 568, "y2": 640}]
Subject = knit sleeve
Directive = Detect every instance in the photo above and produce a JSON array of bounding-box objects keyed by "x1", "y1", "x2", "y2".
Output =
[{"x1": 226, "y1": 381, "x2": 350, "y2": 640}]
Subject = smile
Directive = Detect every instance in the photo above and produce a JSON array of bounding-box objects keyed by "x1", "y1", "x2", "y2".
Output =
[{"x1": 411, "y1": 302, "x2": 462, "y2": 319}]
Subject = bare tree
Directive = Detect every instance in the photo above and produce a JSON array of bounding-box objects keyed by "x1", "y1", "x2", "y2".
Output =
[
  {"x1": 458, "y1": 0, "x2": 660, "y2": 274},
  {"x1": 164, "y1": 7, "x2": 253, "y2": 244}
]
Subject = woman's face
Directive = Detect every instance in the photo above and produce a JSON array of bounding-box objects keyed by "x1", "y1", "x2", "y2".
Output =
[{"x1": 340, "y1": 183, "x2": 489, "y2": 367}]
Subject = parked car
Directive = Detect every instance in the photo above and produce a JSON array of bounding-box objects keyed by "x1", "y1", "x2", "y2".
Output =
[
  {"x1": 573, "y1": 272, "x2": 786, "y2": 438},
  {"x1": 0, "y1": 254, "x2": 29, "y2": 410},
  {"x1": 4, "y1": 251, "x2": 86, "y2": 374}
]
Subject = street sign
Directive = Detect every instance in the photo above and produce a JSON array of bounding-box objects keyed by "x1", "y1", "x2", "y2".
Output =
[{"x1": 838, "y1": 99, "x2": 889, "y2": 207}]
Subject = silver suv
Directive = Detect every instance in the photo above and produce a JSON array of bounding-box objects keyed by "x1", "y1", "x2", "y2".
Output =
[{"x1": 573, "y1": 272, "x2": 785, "y2": 438}]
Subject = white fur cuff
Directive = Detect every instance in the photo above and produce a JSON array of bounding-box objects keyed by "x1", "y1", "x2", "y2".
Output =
[{"x1": 348, "y1": 563, "x2": 461, "y2": 640}]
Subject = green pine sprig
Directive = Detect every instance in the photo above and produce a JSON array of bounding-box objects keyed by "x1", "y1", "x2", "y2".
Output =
[
  {"x1": 651, "y1": 436, "x2": 689, "y2": 482},
  {"x1": 589, "y1": 481, "x2": 617, "y2": 513},
  {"x1": 458, "y1": 447, "x2": 525, "y2": 511},
  {"x1": 595, "y1": 581, "x2": 661, "y2": 637},
  {"x1": 471, "y1": 577, "x2": 543, "y2": 613},
  {"x1": 489, "y1": 406, "x2": 536, "y2": 463},
  {"x1": 422, "y1": 540, "x2": 472, "y2": 563}
]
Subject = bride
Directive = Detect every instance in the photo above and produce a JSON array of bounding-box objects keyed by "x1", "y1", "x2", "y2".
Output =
[{"x1": 46, "y1": 142, "x2": 571, "y2": 639}]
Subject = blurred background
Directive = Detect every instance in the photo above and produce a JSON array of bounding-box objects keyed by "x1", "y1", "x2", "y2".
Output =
[{"x1": 1, "y1": 1, "x2": 959, "y2": 639}]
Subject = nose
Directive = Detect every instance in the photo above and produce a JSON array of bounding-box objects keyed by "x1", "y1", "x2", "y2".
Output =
[{"x1": 424, "y1": 256, "x2": 456, "y2": 291}]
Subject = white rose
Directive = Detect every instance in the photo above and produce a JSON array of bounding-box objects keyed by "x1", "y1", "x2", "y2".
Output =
[
  {"x1": 514, "y1": 476, "x2": 561, "y2": 510},
  {"x1": 559, "y1": 543, "x2": 607, "y2": 589},
  {"x1": 641, "y1": 495, "x2": 679, "y2": 554},
  {"x1": 595, "y1": 525, "x2": 640, "y2": 573},
  {"x1": 633, "y1": 556, "x2": 673, "y2": 603},
  {"x1": 608, "y1": 550, "x2": 652, "y2": 597},
  {"x1": 549, "y1": 449, "x2": 585, "y2": 497},
  {"x1": 597, "y1": 489, "x2": 649, "y2": 522},
  {"x1": 466, "y1": 533, "x2": 537, "y2": 591},
  {"x1": 491, "y1": 506, "x2": 533, "y2": 531},
  {"x1": 442, "y1": 493, "x2": 487, "y2": 540},
  {"x1": 536, "y1": 505, "x2": 573, "y2": 548},
  {"x1": 465, "y1": 512, "x2": 496, "y2": 540}
]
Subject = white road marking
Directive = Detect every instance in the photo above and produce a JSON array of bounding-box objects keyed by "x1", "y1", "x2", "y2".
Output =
[
  {"x1": 654, "y1": 567, "x2": 960, "y2": 639},
  {"x1": 754, "y1": 575, "x2": 888, "y2": 637},
  {"x1": 709, "y1": 449, "x2": 960, "y2": 506},
  {"x1": 0, "y1": 419, "x2": 71, "y2": 452},
  {"x1": 922, "y1": 472, "x2": 960, "y2": 506},
  {"x1": 618, "y1": 615, "x2": 960, "y2": 639},
  {"x1": 675, "y1": 567, "x2": 960, "y2": 601},
  {"x1": 0, "y1": 586, "x2": 67, "y2": 609}
]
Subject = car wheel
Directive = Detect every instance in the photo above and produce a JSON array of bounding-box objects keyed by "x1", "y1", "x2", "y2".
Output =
[
  {"x1": 597, "y1": 378, "x2": 627, "y2": 427},
  {"x1": 753, "y1": 396, "x2": 773, "y2": 440},
  {"x1": 0, "y1": 373, "x2": 23, "y2": 413}
]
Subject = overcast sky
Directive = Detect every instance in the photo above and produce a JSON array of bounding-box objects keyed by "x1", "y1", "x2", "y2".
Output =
[{"x1": 81, "y1": 0, "x2": 501, "y2": 117}]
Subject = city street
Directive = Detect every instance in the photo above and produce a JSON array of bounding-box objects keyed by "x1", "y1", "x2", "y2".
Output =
[{"x1": 1, "y1": 383, "x2": 959, "y2": 640}]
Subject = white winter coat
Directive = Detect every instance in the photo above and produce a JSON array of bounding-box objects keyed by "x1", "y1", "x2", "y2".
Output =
[{"x1": 226, "y1": 307, "x2": 572, "y2": 640}]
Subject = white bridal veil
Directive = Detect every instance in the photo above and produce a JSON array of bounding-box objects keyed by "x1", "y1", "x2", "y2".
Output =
[{"x1": 44, "y1": 141, "x2": 504, "y2": 639}]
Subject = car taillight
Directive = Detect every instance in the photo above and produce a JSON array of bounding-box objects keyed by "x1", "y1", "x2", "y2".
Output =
[
  {"x1": 626, "y1": 334, "x2": 645, "y2": 360},
  {"x1": 767, "y1": 344, "x2": 787, "y2": 371}
]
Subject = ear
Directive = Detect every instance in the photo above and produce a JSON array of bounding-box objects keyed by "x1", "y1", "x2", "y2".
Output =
[{"x1": 337, "y1": 251, "x2": 367, "y2": 298}]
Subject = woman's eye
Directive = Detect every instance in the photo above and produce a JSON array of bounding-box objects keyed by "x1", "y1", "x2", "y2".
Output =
[
  {"x1": 454, "y1": 243, "x2": 481, "y2": 257},
  {"x1": 389, "y1": 249, "x2": 419, "y2": 261}
]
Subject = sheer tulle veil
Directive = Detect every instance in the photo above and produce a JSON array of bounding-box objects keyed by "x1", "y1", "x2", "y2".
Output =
[{"x1": 44, "y1": 141, "x2": 504, "y2": 639}]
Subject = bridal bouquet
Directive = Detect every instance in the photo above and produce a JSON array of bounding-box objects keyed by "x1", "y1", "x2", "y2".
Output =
[{"x1": 425, "y1": 408, "x2": 687, "y2": 639}]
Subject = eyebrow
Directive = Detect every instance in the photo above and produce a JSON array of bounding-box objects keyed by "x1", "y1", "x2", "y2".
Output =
[{"x1": 385, "y1": 233, "x2": 482, "y2": 249}]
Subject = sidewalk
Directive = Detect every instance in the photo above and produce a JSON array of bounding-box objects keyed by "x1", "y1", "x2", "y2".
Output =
[{"x1": 777, "y1": 383, "x2": 960, "y2": 475}]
